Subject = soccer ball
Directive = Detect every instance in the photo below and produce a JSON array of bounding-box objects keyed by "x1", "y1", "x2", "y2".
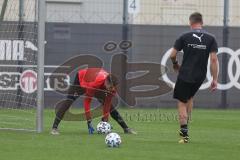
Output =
[
  {"x1": 96, "y1": 121, "x2": 111, "y2": 134},
  {"x1": 105, "y1": 132, "x2": 122, "y2": 148}
]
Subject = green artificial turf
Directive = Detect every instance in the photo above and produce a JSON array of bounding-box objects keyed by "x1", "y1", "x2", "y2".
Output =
[{"x1": 0, "y1": 108, "x2": 240, "y2": 160}]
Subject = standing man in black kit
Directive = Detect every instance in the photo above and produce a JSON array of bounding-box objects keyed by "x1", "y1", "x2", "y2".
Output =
[{"x1": 170, "y1": 12, "x2": 219, "y2": 143}]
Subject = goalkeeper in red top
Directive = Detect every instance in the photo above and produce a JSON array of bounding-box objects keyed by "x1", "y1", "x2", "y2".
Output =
[{"x1": 51, "y1": 68, "x2": 136, "y2": 135}]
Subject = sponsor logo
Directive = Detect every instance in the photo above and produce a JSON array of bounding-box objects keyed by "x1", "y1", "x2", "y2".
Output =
[
  {"x1": 187, "y1": 43, "x2": 206, "y2": 50},
  {"x1": 161, "y1": 47, "x2": 240, "y2": 90},
  {"x1": 0, "y1": 70, "x2": 70, "y2": 93},
  {"x1": 20, "y1": 70, "x2": 37, "y2": 94},
  {"x1": 193, "y1": 33, "x2": 204, "y2": 42},
  {"x1": 0, "y1": 40, "x2": 37, "y2": 61}
]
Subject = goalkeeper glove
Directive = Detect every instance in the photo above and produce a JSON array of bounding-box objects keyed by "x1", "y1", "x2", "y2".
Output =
[{"x1": 87, "y1": 121, "x2": 95, "y2": 134}]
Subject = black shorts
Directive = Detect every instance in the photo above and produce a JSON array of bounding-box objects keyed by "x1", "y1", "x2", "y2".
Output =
[
  {"x1": 67, "y1": 73, "x2": 85, "y2": 96},
  {"x1": 173, "y1": 78, "x2": 203, "y2": 103}
]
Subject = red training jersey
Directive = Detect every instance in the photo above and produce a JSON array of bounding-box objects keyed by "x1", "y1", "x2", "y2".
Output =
[{"x1": 78, "y1": 68, "x2": 115, "y2": 121}]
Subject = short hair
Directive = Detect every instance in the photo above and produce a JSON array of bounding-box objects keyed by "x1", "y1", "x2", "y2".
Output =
[
  {"x1": 189, "y1": 12, "x2": 203, "y2": 24},
  {"x1": 106, "y1": 74, "x2": 119, "y2": 86}
]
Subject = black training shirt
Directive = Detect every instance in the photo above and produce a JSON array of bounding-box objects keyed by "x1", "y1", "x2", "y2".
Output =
[{"x1": 173, "y1": 29, "x2": 218, "y2": 83}]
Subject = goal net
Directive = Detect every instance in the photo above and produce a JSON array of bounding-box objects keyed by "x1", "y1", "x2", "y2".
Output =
[{"x1": 0, "y1": 0, "x2": 39, "y2": 131}]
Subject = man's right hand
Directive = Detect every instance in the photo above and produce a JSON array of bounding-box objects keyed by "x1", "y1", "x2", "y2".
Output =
[{"x1": 210, "y1": 80, "x2": 217, "y2": 92}]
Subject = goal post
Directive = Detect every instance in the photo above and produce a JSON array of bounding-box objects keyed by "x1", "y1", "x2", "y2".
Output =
[
  {"x1": 36, "y1": 0, "x2": 46, "y2": 133},
  {"x1": 0, "y1": 0, "x2": 45, "y2": 132}
]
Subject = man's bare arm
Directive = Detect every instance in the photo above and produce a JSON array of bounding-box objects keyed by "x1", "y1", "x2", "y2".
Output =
[
  {"x1": 210, "y1": 52, "x2": 219, "y2": 91},
  {"x1": 170, "y1": 48, "x2": 180, "y2": 72}
]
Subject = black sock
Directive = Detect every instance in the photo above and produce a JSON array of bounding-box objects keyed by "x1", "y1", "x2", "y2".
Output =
[
  {"x1": 52, "y1": 98, "x2": 74, "y2": 129},
  {"x1": 110, "y1": 109, "x2": 128, "y2": 130},
  {"x1": 180, "y1": 124, "x2": 188, "y2": 136},
  {"x1": 52, "y1": 117, "x2": 61, "y2": 129},
  {"x1": 101, "y1": 117, "x2": 107, "y2": 122},
  {"x1": 87, "y1": 120, "x2": 92, "y2": 125}
]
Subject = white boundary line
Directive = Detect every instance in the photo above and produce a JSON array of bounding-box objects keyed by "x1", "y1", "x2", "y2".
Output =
[{"x1": 0, "y1": 127, "x2": 36, "y2": 132}]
